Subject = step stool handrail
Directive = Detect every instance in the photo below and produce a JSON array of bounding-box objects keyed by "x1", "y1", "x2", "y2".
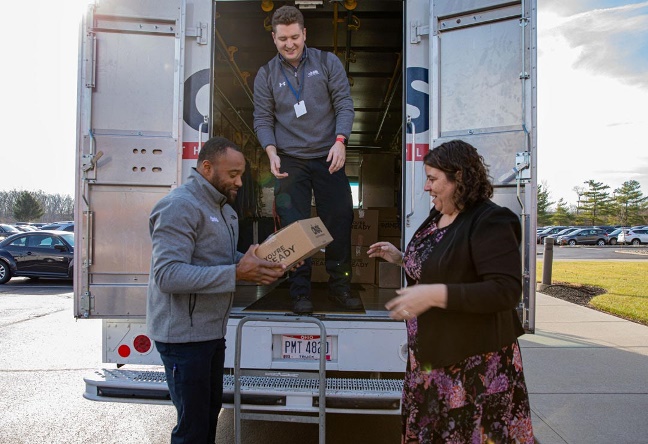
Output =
[{"x1": 234, "y1": 315, "x2": 327, "y2": 444}]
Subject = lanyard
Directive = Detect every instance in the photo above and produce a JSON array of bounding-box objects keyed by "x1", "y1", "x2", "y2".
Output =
[{"x1": 280, "y1": 63, "x2": 306, "y2": 103}]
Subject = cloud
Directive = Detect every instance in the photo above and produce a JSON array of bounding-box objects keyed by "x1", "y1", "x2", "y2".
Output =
[
  {"x1": 543, "y1": 2, "x2": 648, "y2": 89},
  {"x1": 530, "y1": 1, "x2": 648, "y2": 205}
]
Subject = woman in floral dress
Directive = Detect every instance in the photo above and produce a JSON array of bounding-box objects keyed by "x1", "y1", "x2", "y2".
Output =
[{"x1": 368, "y1": 140, "x2": 534, "y2": 443}]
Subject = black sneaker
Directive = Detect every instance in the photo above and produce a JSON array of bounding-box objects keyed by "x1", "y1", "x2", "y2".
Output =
[
  {"x1": 292, "y1": 295, "x2": 314, "y2": 314},
  {"x1": 328, "y1": 291, "x2": 362, "y2": 310}
]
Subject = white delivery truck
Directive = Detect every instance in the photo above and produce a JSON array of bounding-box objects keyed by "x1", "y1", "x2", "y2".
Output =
[{"x1": 76, "y1": 0, "x2": 537, "y2": 416}]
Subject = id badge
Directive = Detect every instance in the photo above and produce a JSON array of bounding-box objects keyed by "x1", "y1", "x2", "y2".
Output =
[{"x1": 294, "y1": 100, "x2": 307, "y2": 118}]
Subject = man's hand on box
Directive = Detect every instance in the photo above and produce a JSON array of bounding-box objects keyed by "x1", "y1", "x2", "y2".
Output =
[
  {"x1": 236, "y1": 245, "x2": 287, "y2": 285},
  {"x1": 288, "y1": 260, "x2": 304, "y2": 272}
]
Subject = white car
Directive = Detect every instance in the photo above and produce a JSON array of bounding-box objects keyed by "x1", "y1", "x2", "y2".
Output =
[{"x1": 617, "y1": 228, "x2": 648, "y2": 245}]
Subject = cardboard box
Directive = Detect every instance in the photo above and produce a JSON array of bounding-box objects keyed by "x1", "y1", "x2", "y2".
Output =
[
  {"x1": 310, "y1": 207, "x2": 378, "y2": 247},
  {"x1": 380, "y1": 236, "x2": 401, "y2": 250},
  {"x1": 310, "y1": 247, "x2": 376, "y2": 284},
  {"x1": 377, "y1": 261, "x2": 402, "y2": 288},
  {"x1": 373, "y1": 207, "x2": 401, "y2": 237},
  {"x1": 310, "y1": 250, "x2": 328, "y2": 283},
  {"x1": 351, "y1": 209, "x2": 379, "y2": 246},
  {"x1": 351, "y1": 246, "x2": 376, "y2": 284},
  {"x1": 256, "y1": 217, "x2": 333, "y2": 268}
]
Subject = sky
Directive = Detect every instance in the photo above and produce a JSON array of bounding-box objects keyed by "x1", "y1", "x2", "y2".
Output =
[{"x1": 1, "y1": 0, "x2": 647, "y2": 207}]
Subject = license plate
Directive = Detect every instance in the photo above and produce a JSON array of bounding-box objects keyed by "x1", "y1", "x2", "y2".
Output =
[{"x1": 281, "y1": 334, "x2": 332, "y2": 360}]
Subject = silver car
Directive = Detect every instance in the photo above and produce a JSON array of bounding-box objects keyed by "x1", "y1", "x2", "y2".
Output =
[
  {"x1": 607, "y1": 228, "x2": 629, "y2": 245},
  {"x1": 558, "y1": 228, "x2": 608, "y2": 246}
]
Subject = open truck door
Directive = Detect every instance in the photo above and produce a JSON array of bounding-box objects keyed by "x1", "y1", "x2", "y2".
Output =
[{"x1": 436, "y1": 0, "x2": 537, "y2": 332}]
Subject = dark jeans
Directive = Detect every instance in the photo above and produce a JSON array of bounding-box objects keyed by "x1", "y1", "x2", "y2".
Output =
[
  {"x1": 156, "y1": 338, "x2": 226, "y2": 444},
  {"x1": 275, "y1": 155, "x2": 354, "y2": 297}
]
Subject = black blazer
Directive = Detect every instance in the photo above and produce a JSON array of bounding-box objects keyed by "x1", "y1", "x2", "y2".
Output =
[{"x1": 408, "y1": 199, "x2": 525, "y2": 369}]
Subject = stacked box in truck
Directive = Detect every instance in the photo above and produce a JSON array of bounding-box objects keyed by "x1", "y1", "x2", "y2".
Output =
[{"x1": 75, "y1": 0, "x2": 537, "y2": 415}]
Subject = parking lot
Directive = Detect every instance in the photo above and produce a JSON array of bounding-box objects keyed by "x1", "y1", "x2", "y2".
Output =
[
  {"x1": 537, "y1": 243, "x2": 648, "y2": 261},
  {"x1": 0, "y1": 279, "x2": 402, "y2": 444}
]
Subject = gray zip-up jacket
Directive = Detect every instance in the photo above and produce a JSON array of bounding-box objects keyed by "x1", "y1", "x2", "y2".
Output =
[
  {"x1": 146, "y1": 168, "x2": 244, "y2": 343},
  {"x1": 253, "y1": 47, "x2": 354, "y2": 158}
]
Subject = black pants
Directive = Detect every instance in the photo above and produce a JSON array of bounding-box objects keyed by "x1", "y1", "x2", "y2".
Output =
[
  {"x1": 156, "y1": 338, "x2": 226, "y2": 444},
  {"x1": 274, "y1": 155, "x2": 354, "y2": 297}
]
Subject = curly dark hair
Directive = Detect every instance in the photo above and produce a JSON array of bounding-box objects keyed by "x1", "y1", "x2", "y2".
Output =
[
  {"x1": 271, "y1": 5, "x2": 304, "y2": 32},
  {"x1": 423, "y1": 139, "x2": 493, "y2": 211}
]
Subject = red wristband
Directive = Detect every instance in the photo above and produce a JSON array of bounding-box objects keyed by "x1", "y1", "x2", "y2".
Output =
[{"x1": 336, "y1": 136, "x2": 348, "y2": 145}]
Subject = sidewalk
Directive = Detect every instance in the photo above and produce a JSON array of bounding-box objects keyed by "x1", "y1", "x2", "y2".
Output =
[{"x1": 520, "y1": 292, "x2": 648, "y2": 444}]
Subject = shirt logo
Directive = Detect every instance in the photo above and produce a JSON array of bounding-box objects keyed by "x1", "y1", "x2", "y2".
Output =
[
  {"x1": 279, "y1": 81, "x2": 286, "y2": 88},
  {"x1": 307, "y1": 70, "x2": 320, "y2": 77},
  {"x1": 210, "y1": 216, "x2": 219, "y2": 222}
]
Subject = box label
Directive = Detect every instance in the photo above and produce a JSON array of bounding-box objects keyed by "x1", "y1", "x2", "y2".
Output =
[{"x1": 262, "y1": 245, "x2": 297, "y2": 263}]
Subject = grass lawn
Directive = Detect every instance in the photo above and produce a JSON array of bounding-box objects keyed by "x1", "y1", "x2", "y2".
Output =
[{"x1": 537, "y1": 261, "x2": 648, "y2": 325}]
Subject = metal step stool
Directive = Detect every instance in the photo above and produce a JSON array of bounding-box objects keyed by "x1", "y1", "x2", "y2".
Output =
[{"x1": 234, "y1": 315, "x2": 327, "y2": 444}]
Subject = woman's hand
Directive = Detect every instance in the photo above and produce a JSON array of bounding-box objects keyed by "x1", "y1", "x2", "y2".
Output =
[
  {"x1": 385, "y1": 284, "x2": 448, "y2": 320},
  {"x1": 367, "y1": 241, "x2": 403, "y2": 265}
]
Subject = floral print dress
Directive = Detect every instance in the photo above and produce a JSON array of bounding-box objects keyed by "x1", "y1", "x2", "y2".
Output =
[{"x1": 401, "y1": 218, "x2": 534, "y2": 444}]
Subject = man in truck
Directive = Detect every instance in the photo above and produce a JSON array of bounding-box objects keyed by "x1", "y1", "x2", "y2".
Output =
[
  {"x1": 253, "y1": 5, "x2": 361, "y2": 314},
  {"x1": 146, "y1": 136, "x2": 287, "y2": 443}
]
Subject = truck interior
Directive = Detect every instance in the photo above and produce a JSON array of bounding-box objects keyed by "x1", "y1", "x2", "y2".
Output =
[{"x1": 211, "y1": 1, "x2": 406, "y2": 318}]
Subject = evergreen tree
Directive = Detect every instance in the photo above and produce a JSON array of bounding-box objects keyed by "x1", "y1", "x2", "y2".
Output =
[
  {"x1": 551, "y1": 198, "x2": 574, "y2": 225},
  {"x1": 580, "y1": 180, "x2": 610, "y2": 226},
  {"x1": 537, "y1": 182, "x2": 554, "y2": 226},
  {"x1": 614, "y1": 180, "x2": 648, "y2": 226},
  {"x1": 13, "y1": 191, "x2": 45, "y2": 222}
]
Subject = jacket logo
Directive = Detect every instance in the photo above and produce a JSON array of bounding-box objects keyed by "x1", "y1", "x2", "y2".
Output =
[
  {"x1": 279, "y1": 81, "x2": 286, "y2": 87},
  {"x1": 210, "y1": 216, "x2": 219, "y2": 222},
  {"x1": 307, "y1": 70, "x2": 320, "y2": 77}
]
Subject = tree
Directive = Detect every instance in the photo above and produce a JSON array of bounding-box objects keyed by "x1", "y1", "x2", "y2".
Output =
[
  {"x1": 551, "y1": 198, "x2": 574, "y2": 225},
  {"x1": 614, "y1": 180, "x2": 648, "y2": 226},
  {"x1": 13, "y1": 191, "x2": 45, "y2": 222},
  {"x1": 0, "y1": 189, "x2": 73, "y2": 223},
  {"x1": 537, "y1": 182, "x2": 554, "y2": 226},
  {"x1": 571, "y1": 185, "x2": 586, "y2": 224},
  {"x1": 580, "y1": 180, "x2": 610, "y2": 226}
]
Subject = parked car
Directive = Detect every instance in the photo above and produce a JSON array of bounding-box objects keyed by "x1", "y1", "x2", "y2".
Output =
[
  {"x1": 0, "y1": 224, "x2": 21, "y2": 240},
  {"x1": 13, "y1": 225, "x2": 38, "y2": 232},
  {"x1": 618, "y1": 228, "x2": 648, "y2": 245},
  {"x1": 594, "y1": 225, "x2": 619, "y2": 234},
  {"x1": 39, "y1": 222, "x2": 74, "y2": 232},
  {"x1": 607, "y1": 228, "x2": 630, "y2": 245},
  {"x1": 558, "y1": 228, "x2": 608, "y2": 246},
  {"x1": 545, "y1": 227, "x2": 580, "y2": 245},
  {"x1": 0, "y1": 230, "x2": 74, "y2": 284},
  {"x1": 537, "y1": 226, "x2": 569, "y2": 244}
]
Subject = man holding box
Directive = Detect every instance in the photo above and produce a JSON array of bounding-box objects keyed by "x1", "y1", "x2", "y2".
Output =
[
  {"x1": 147, "y1": 136, "x2": 287, "y2": 443},
  {"x1": 253, "y1": 5, "x2": 361, "y2": 314}
]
